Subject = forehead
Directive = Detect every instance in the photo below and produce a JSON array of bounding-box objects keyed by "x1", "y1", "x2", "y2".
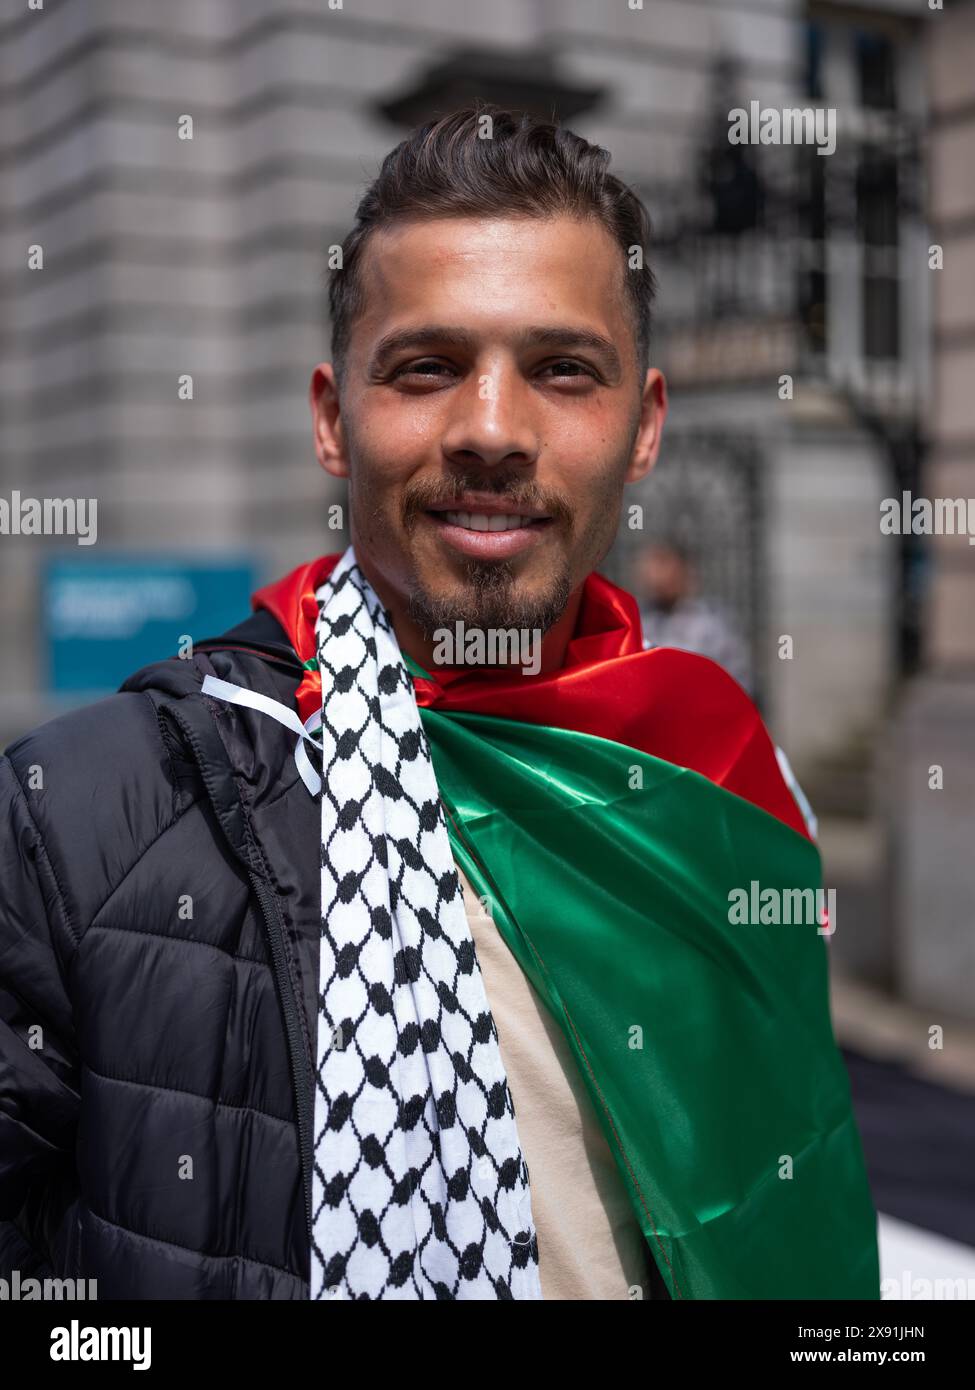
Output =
[{"x1": 352, "y1": 215, "x2": 630, "y2": 341}]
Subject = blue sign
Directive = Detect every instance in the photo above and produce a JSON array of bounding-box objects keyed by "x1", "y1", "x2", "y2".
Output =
[{"x1": 43, "y1": 556, "x2": 255, "y2": 694}]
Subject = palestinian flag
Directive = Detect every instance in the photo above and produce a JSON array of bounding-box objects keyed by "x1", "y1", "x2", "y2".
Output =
[{"x1": 254, "y1": 553, "x2": 881, "y2": 1301}]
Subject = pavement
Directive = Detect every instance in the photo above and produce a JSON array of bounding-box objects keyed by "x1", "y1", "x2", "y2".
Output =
[{"x1": 831, "y1": 973, "x2": 975, "y2": 1298}]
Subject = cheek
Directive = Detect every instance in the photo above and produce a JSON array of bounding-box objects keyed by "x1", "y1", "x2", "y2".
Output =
[
  {"x1": 566, "y1": 455, "x2": 627, "y2": 519},
  {"x1": 570, "y1": 467, "x2": 628, "y2": 565},
  {"x1": 353, "y1": 394, "x2": 431, "y2": 465},
  {"x1": 550, "y1": 411, "x2": 630, "y2": 481},
  {"x1": 348, "y1": 454, "x2": 402, "y2": 523},
  {"x1": 346, "y1": 402, "x2": 411, "y2": 480}
]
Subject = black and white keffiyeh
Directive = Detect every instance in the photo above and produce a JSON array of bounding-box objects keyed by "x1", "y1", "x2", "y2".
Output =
[
  {"x1": 306, "y1": 548, "x2": 541, "y2": 1300},
  {"x1": 201, "y1": 547, "x2": 541, "y2": 1298}
]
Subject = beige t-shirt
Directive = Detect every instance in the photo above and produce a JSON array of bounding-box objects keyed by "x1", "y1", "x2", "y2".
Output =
[{"x1": 455, "y1": 862, "x2": 649, "y2": 1300}]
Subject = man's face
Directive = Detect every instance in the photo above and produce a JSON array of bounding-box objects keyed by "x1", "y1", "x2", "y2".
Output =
[{"x1": 312, "y1": 214, "x2": 666, "y2": 639}]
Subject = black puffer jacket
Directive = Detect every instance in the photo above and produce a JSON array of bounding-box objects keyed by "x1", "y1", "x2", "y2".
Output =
[
  {"x1": 0, "y1": 608, "x2": 669, "y2": 1300},
  {"x1": 0, "y1": 610, "x2": 325, "y2": 1298}
]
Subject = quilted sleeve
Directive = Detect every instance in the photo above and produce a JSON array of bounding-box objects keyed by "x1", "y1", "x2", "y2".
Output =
[{"x1": 0, "y1": 754, "x2": 80, "y2": 1223}]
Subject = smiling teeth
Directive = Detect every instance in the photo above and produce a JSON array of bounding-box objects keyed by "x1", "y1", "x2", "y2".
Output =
[{"x1": 443, "y1": 511, "x2": 533, "y2": 531}]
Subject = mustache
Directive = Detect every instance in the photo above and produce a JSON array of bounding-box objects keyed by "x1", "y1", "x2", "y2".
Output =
[{"x1": 402, "y1": 474, "x2": 573, "y2": 530}]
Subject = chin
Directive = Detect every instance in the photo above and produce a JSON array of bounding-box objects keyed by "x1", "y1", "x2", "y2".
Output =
[{"x1": 408, "y1": 559, "x2": 572, "y2": 640}]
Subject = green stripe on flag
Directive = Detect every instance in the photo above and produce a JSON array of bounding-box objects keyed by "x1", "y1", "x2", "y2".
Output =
[{"x1": 419, "y1": 705, "x2": 880, "y2": 1300}]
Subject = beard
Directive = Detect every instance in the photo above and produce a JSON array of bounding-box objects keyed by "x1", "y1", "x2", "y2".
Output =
[
  {"x1": 399, "y1": 470, "x2": 576, "y2": 643},
  {"x1": 407, "y1": 553, "x2": 574, "y2": 640}
]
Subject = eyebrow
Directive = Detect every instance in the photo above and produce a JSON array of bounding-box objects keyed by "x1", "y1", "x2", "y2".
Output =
[{"x1": 367, "y1": 324, "x2": 624, "y2": 380}]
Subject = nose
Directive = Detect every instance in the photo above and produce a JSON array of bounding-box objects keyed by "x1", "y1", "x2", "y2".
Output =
[{"x1": 440, "y1": 365, "x2": 540, "y2": 472}]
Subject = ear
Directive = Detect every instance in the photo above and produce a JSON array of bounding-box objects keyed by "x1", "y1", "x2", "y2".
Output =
[
  {"x1": 624, "y1": 368, "x2": 668, "y2": 485},
  {"x1": 310, "y1": 363, "x2": 350, "y2": 480}
]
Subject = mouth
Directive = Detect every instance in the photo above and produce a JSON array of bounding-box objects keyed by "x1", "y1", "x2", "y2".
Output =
[
  {"x1": 423, "y1": 500, "x2": 554, "y2": 559},
  {"x1": 439, "y1": 509, "x2": 542, "y2": 532}
]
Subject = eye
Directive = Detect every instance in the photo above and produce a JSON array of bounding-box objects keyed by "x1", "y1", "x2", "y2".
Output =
[
  {"x1": 390, "y1": 359, "x2": 455, "y2": 380},
  {"x1": 538, "y1": 359, "x2": 597, "y2": 380}
]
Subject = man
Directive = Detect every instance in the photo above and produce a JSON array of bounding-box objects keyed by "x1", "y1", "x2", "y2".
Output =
[
  {"x1": 634, "y1": 540, "x2": 754, "y2": 694},
  {"x1": 0, "y1": 105, "x2": 879, "y2": 1301}
]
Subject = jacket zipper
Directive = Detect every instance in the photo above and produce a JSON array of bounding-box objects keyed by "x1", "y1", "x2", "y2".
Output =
[
  {"x1": 247, "y1": 870, "x2": 315, "y2": 1245},
  {"x1": 164, "y1": 697, "x2": 315, "y2": 1255}
]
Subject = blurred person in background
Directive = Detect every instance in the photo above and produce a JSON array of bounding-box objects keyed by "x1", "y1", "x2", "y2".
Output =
[{"x1": 634, "y1": 539, "x2": 753, "y2": 694}]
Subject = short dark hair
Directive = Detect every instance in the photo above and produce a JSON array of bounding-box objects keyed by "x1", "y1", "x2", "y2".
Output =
[{"x1": 327, "y1": 103, "x2": 656, "y2": 386}]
